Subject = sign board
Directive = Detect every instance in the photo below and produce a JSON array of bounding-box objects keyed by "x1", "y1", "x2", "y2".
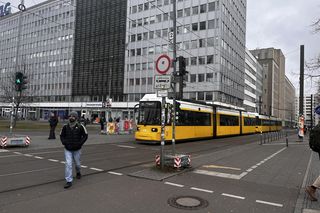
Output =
[
  {"x1": 155, "y1": 54, "x2": 171, "y2": 75},
  {"x1": 154, "y1": 75, "x2": 171, "y2": 90},
  {"x1": 298, "y1": 115, "x2": 304, "y2": 138},
  {"x1": 315, "y1": 106, "x2": 320, "y2": 115},
  {"x1": 157, "y1": 90, "x2": 168, "y2": 97}
]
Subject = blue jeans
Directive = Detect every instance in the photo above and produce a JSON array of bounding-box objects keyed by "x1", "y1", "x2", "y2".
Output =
[{"x1": 64, "y1": 149, "x2": 81, "y2": 182}]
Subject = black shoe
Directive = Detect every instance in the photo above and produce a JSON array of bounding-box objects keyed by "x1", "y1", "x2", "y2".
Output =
[
  {"x1": 76, "y1": 172, "x2": 82, "y2": 179},
  {"x1": 64, "y1": 182, "x2": 72, "y2": 189}
]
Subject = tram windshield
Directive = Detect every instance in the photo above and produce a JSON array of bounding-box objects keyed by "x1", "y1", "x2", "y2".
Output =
[{"x1": 138, "y1": 101, "x2": 161, "y2": 125}]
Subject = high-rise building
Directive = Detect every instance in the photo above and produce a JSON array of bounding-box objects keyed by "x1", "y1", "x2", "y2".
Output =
[
  {"x1": 250, "y1": 48, "x2": 285, "y2": 118},
  {"x1": 0, "y1": 0, "x2": 75, "y2": 103},
  {"x1": 125, "y1": 0, "x2": 247, "y2": 106},
  {"x1": 244, "y1": 48, "x2": 263, "y2": 113},
  {"x1": 72, "y1": 0, "x2": 127, "y2": 102}
]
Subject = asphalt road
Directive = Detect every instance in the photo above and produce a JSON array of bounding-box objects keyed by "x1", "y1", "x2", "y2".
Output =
[{"x1": 0, "y1": 130, "x2": 316, "y2": 213}]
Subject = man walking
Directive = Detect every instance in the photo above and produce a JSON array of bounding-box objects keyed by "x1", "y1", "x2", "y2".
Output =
[{"x1": 60, "y1": 111, "x2": 88, "y2": 189}]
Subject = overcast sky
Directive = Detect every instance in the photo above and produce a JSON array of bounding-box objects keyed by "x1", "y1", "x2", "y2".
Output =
[{"x1": 5, "y1": 0, "x2": 320, "y2": 95}]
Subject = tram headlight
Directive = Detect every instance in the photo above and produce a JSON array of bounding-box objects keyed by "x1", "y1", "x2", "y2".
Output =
[
  {"x1": 151, "y1": 128, "x2": 158, "y2": 132},
  {"x1": 137, "y1": 127, "x2": 140, "y2": 131}
]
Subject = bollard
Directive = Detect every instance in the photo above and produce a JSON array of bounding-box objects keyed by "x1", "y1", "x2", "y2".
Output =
[
  {"x1": 286, "y1": 131, "x2": 288, "y2": 147},
  {"x1": 263, "y1": 132, "x2": 266, "y2": 144},
  {"x1": 260, "y1": 132, "x2": 263, "y2": 145}
]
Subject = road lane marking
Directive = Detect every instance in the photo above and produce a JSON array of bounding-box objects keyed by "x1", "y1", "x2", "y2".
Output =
[
  {"x1": 24, "y1": 154, "x2": 33, "y2": 157},
  {"x1": 90, "y1": 167, "x2": 104, "y2": 172},
  {"x1": 34, "y1": 156, "x2": 44, "y2": 159},
  {"x1": 194, "y1": 170, "x2": 242, "y2": 180},
  {"x1": 202, "y1": 165, "x2": 241, "y2": 171},
  {"x1": 0, "y1": 149, "x2": 9, "y2": 152},
  {"x1": 108, "y1": 171, "x2": 123, "y2": 176},
  {"x1": 164, "y1": 182, "x2": 184, "y2": 187},
  {"x1": 194, "y1": 147, "x2": 287, "y2": 179},
  {"x1": 48, "y1": 159, "x2": 59, "y2": 162},
  {"x1": 190, "y1": 187, "x2": 213, "y2": 193},
  {"x1": 81, "y1": 165, "x2": 88, "y2": 168},
  {"x1": 256, "y1": 200, "x2": 283, "y2": 207},
  {"x1": 222, "y1": 193, "x2": 245, "y2": 200},
  {"x1": 13, "y1": 152, "x2": 22, "y2": 155},
  {"x1": 117, "y1": 145, "x2": 136, "y2": 149},
  {"x1": 60, "y1": 161, "x2": 65, "y2": 164}
]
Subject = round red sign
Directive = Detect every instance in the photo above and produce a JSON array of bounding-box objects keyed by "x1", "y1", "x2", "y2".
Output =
[{"x1": 155, "y1": 54, "x2": 171, "y2": 75}]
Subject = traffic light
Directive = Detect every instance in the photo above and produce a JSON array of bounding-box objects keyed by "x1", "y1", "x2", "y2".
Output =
[
  {"x1": 15, "y1": 72, "x2": 27, "y2": 92},
  {"x1": 178, "y1": 56, "x2": 188, "y2": 76}
]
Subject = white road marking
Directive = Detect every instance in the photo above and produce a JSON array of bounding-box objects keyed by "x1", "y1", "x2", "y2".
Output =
[
  {"x1": 193, "y1": 170, "x2": 242, "y2": 180},
  {"x1": 24, "y1": 154, "x2": 33, "y2": 157},
  {"x1": 256, "y1": 200, "x2": 283, "y2": 207},
  {"x1": 13, "y1": 152, "x2": 22, "y2": 155},
  {"x1": 34, "y1": 156, "x2": 44, "y2": 159},
  {"x1": 117, "y1": 145, "x2": 136, "y2": 149},
  {"x1": 0, "y1": 149, "x2": 9, "y2": 152},
  {"x1": 81, "y1": 165, "x2": 88, "y2": 168},
  {"x1": 48, "y1": 159, "x2": 59, "y2": 162},
  {"x1": 60, "y1": 161, "x2": 65, "y2": 164},
  {"x1": 222, "y1": 193, "x2": 245, "y2": 200},
  {"x1": 90, "y1": 167, "x2": 104, "y2": 172},
  {"x1": 108, "y1": 171, "x2": 123, "y2": 176},
  {"x1": 194, "y1": 147, "x2": 287, "y2": 179},
  {"x1": 202, "y1": 165, "x2": 241, "y2": 171},
  {"x1": 164, "y1": 182, "x2": 184, "y2": 188},
  {"x1": 190, "y1": 187, "x2": 213, "y2": 193}
]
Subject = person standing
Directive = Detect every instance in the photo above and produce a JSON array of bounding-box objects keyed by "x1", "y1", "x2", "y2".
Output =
[
  {"x1": 48, "y1": 112, "x2": 58, "y2": 139},
  {"x1": 99, "y1": 115, "x2": 106, "y2": 134},
  {"x1": 60, "y1": 111, "x2": 88, "y2": 189}
]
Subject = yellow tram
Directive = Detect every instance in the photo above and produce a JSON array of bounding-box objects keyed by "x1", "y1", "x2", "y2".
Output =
[{"x1": 135, "y1": 94, "x2": 282, "y2": 143}]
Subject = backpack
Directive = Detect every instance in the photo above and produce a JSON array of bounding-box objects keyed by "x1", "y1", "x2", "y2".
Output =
[{"x1": 309, "y1": 124, "x2": 320, "y2": 153}]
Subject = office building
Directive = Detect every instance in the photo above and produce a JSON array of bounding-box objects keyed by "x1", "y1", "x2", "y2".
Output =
[{"x1": 125, "y1": 0, "x2": 247, "y2": 106}]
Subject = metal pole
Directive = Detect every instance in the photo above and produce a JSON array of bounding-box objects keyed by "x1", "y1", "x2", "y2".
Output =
[
  {"x1": 311, "y1": 94, "x2": 313, "y2": 129},
  {"x1": 260, "y1": 132, "x2": 262, "y2": 145},
  {"x1": 299, "y1": 45, "x2": 304, "y2": 116},
  {"x1": 171, "y1": 0, "x2": 177, "y2": 156},
  {"x1": 160, "y1": 97, "x2": 166, "y2": 169},
  {"x1": 9, "y1": 97, "x2": 15, "y2": 135},
  {"x1": 286, "y1": 131, "x2": 288, "y2": 147}
]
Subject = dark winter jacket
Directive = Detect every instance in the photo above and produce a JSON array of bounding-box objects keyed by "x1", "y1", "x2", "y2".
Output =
[
  {"x1": 49, "y1": 116, "x2": 58, "y2": 127},
  {"x1": 60, "y1": 122, "x2": 88, "y2": 151}
]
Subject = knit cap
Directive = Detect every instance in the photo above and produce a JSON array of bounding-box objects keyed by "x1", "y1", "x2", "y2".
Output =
[{"x1": 69, "y1": 111, "x2": 78, "y2": 118}]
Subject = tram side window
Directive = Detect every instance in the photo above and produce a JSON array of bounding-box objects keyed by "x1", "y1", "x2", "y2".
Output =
[
  {"x1": 262, "y1": 119, "x2": 269, "y2": 126},
  {"x1": 176, "y1": 110, "x2": 211, "y2": 126},
  {"x1": 220, "y1": 114, "x2": 239, "y2": 126},
  {"x1": 244, "y1": 117, "x2": 256, "y2": 126}
]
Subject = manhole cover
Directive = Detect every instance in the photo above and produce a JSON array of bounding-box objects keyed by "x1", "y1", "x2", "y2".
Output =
[{"x1": 168, "y1": 196, "x2": 208, "y2": 210}]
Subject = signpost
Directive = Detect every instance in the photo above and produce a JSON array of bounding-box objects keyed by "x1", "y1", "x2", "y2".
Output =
[{"x1": 155, "y1": 54, "x2": 172, "y2": 168}]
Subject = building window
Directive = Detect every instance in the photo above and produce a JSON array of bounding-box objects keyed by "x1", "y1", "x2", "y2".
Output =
[
  {"x1": 192, "y1": 6, "x2": 199, "y2": 15},
  {"x1": 184, "y1": 8, "x2": 190, "y2": 16},
  {"x1": 198, "y1": 74, "x2": 205, "y2": 82},
  {"x1": 190, "y1": 74, "x2": 196, "y2": 83},
  {"x1": 191, "y1": 57, "x2": 197, "y2": 65},
  {"x1": 207, "y1": 55, "x2": 213, "y2": 64},
  {"x1": 200, "y1": 4, "x2": 207, "y2": 13},
  {"x1": 192, "y1": 23, "x2": 198, "y2": 31},
  {"x1": 206, "y1": 73, "x2": 213, "y2": 82},
  {"x1": 199, "y1": 21, "x2": 206, "y2": 30}
]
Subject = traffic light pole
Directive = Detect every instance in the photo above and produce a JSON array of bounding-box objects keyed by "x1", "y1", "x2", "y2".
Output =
[{"x1": 171, "y1": 0, "x2": 177, "y2": 155}]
